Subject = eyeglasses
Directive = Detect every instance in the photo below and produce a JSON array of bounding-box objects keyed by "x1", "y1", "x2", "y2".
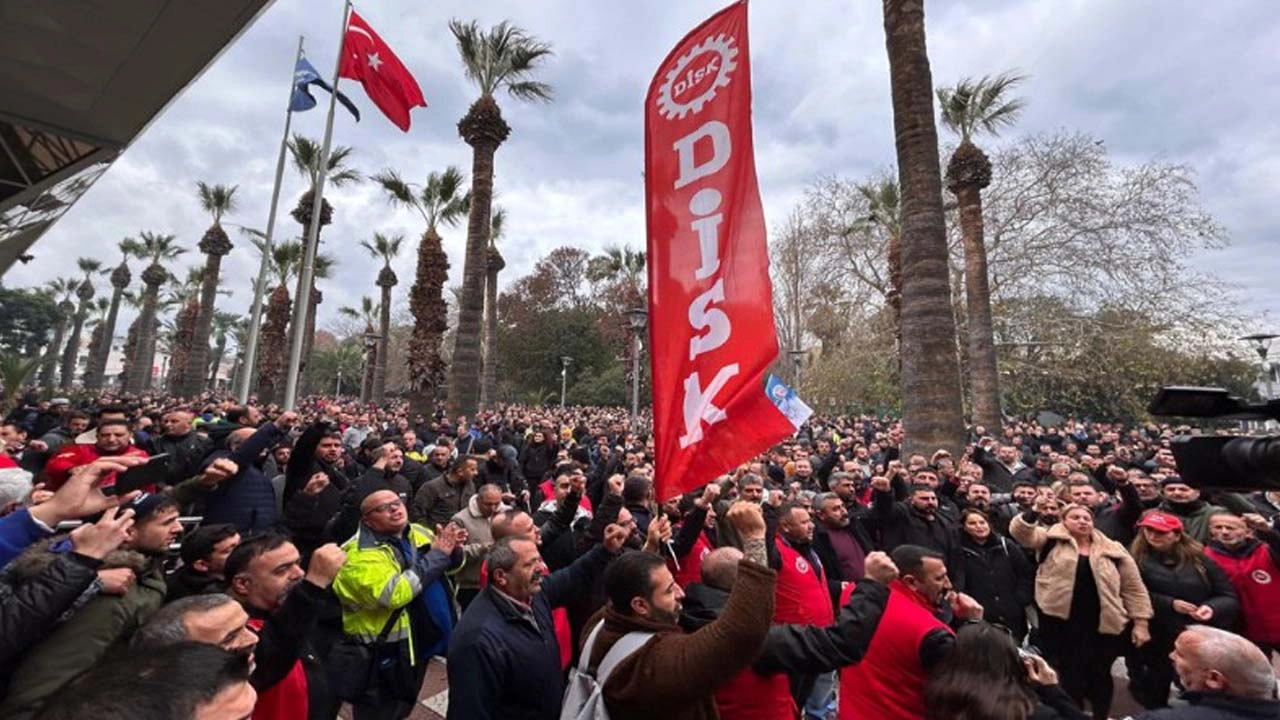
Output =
[{"x1": 365, "y1": 499, "x2": 404, "y2": 514}]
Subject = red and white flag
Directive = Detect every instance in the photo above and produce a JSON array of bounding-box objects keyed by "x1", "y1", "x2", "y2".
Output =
[
  {"x1": 645, "y1": 1, "x2": 809, "y2": 502},
  {"x1": 339, "y1": 9, "x2": 427, "y2": 132}
]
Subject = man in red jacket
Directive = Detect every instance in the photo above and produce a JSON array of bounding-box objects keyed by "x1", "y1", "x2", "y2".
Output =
[
  {"x1": 1205, "y1": 511, "x2": 1280, "y2": 657},
  {"x1": 42, "y1": 418, "x2": 148, "y2": 491}
]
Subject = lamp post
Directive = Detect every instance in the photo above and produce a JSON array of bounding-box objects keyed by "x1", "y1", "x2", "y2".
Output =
[
  {"x1": 789, "y1": 348, "x2": 805, "y2": 389},
  {"x1": 626, "y1": 307, "x2": 648, "y2": 425},
  {"x1": 560, "y1": 356, "x2": 572, "y2": 408},
  {"x1": 1241, "y1": 333, "x2": 1280, "y2": 400}
]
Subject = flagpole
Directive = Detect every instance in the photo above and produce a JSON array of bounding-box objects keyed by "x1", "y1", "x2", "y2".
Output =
[
  {"x1": 283, "y1": 0, "x2": 350, "y2": 410},
  {"x1": 237, "y1": 35, "x2": 306, "y2": 404}
]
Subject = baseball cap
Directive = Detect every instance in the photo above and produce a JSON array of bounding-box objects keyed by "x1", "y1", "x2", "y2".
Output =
[{"x1": 1136, "y1": 511, "x2": 1183, "y2": 533}]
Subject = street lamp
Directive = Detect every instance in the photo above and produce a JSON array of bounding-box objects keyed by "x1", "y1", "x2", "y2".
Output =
[
  {"x1": 626, "y1": 307, "x2": 648, "y2": 425},
  {"x1": 789, "y1": 348, "x2": 805, "y2": 388},
  {"x1": 560, "y1": 355, "x2": 573, "y2": 408},
  {"x1": 1241, "y1": 333, "x2": 1280, "y2": 400}
]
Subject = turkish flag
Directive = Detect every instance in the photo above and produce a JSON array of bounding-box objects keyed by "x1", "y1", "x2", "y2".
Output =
[
  {"x1": 645, "y1": 1, "x2": 802, "y2": 502},
  {"x1": 339, "y1": 10, "x2": 427, "y2": 132}
]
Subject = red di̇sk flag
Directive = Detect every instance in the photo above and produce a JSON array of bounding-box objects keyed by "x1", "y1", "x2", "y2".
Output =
[
  {"x1": 645, "y1": 1, "x2": 808, "y2": 502},
  {"x1": 339, "y1": 10, "x2": 427, "y2": 131}
]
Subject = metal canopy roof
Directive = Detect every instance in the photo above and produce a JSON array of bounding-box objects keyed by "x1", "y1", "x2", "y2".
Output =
[{"x1": 0, "y1": 0, "x2": 274, "y2": 275}]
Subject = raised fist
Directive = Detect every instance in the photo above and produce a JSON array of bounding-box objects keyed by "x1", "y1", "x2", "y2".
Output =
[
  {"x1": 305, "y1": 543, "x2": 347, "y2": 588},
  {"x1": 725, "y1": 502, "x2": 766, "y2": 541}
]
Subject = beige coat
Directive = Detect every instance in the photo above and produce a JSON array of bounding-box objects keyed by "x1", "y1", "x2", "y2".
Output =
[{"x1": 1009, "y1": 514, "x2": 1153, "y2": 635}]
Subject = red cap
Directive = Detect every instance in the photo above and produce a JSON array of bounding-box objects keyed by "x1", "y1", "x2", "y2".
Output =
[{"x1": 1136, "y1": 512, "x2": 1184, "y2": 533}]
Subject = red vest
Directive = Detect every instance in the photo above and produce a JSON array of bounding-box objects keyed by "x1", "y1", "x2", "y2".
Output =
[
  {"x1": 773, "y1": 538, "x2": 834, "y2": 626},
  {"x1": 245, "y1": 617, "x2": 309, "y2": 720},
  {"x1": 672, "y1": 528, "x2": 714, "y2": 588},
  {"x1": 714, "y1": 666, "x2": 796, "y2": 720},
  {"x1": 838, "y1": 581, "x2": 952, "y2": 720},
  {"x1": 1205, "y1": 543, "x2": 1280, "y2": 645},
  {"x1": 480, "y1": 558, "x2": 573, "y2": 669}
]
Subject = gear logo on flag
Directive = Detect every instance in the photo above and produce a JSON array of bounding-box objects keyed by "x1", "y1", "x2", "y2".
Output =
[{"x1": 655, "y1": 34, "x2": 739, "y2": 120}]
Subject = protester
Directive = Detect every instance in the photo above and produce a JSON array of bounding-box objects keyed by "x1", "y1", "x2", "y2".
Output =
[
  {"x1": 130, "y1": 593, "x2": 259, "y2": 657},
  {"x1": 1204, "y1": 511, "x2": 1280, "y2": 656},
  {"x1": 41, "y1": 417, "x2": 149, "y2": 491},
  {"x1": 166, "y1": 522, "x2": 240, "y2": 601},
  {"x1": 1128, "y1": 511, "x2": 1240, "y2": 708},
  {"x1": 1131, "y1": 625, "x2": 1280, "y2": 719},
  {"x1": 955, "y1": 507, "x2": 1034, "y2": 641},
  {"x1": 334, "y1": 484, "x2": 463, "y2": 719},
  {"x1": 411, "y1": 454, "x2": 479, "y2": 528},
  {"x1": 451, "y1": 482, "x2": 507, "y2": 610},
  {"x1": 1010, "y1": 503, "x2": 1153, "y2": 719}
]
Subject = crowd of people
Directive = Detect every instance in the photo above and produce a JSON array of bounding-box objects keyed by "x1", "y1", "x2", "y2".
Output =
[{"x1": 1, "y1": 391, "x2": 1279, "y2": 720}]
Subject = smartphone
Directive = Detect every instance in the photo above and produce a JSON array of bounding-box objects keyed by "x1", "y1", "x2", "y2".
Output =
[{"x1": 104, "y1": 454, "x2": 170, "y2": 496}]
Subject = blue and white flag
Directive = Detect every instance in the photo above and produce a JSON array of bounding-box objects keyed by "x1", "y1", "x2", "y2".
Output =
[
  {"x1": 291, "y1": 55, "x2": 360, "y2": 120},
  {"x1": 765, "y1": 375, "x2": 813, "y2": 430}
]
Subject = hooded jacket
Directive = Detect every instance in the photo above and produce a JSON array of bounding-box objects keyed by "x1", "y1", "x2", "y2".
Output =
[{"x1": 451, "y1": 493, "x2": 510, "y2": 591}]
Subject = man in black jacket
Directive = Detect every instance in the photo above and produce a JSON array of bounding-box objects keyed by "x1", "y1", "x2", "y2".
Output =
[
  {"x1": 166, "y1": 522, "x2": 240, "y2": 601},
  {"x1": 283, "y1": 420, "x2": 355, "y2": 560},
  {"x1": 227, "y1": 534, "x2": 346, "y2": 720},
  {"x1": 1133, "y1": 625, "x2": 1280, "y2": 719},
  {"x1": 866, "y1": 477, "x2": 962, "y2": 582},
  {"x1": 147, "y1": 409, "x2": 214, "y2": 487},
  {"x1": 812, "y1": 492, "x2": 873, "y2": 593}
]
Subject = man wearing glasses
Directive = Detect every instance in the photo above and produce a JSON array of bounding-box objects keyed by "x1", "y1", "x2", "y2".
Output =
[{"x1": 333, "y1": 481, "x2": 465, "y2": 719}]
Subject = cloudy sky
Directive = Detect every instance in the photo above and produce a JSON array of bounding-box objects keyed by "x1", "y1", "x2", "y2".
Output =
[{"x1": 15, "y1": 0, "x2": 1280, "y2": 339}]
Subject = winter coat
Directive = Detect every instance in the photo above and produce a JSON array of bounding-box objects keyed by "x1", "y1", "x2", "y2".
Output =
[
  {"x1": 1009, "y1": 513, "x2": 1153, "y2": 635},
  {"x1": 246, "y1": 580, "x2": 338, "y2": 720},
  {"x1": 518, "y1": 441, "x2": 556, "y2": 484},
  {"x1": 40, "y1": 442, "x2": 149, "y2": 492},
  {"x1": 1206, "y1": 532, "x2": 1280, "y2": 645},
  {"x1": 282, "y1": 422, "x2": 353, "y2": 556},
  {"x1": 165, "y1": 564, "x2": 224, "y2": 602},
  {"x1": 0, "y1": 507, "x2": 52, "y2": 568},
  {"x1": 450, "y1": 493, "x2": 509, "y2": 591},
  {"x1": 957, "y1": 532, "x2": 1035, "y2": 639},
  {"x1": 0, "y1": 545, "x2": 101, "y2": 677},
  {"x1": 0, "y1": 548, "x2": 166, "y2": 718},
  {"x1": 1157, "y1": 499, "x2": 1226, "y2": 543},
  {"x1": 411, "y1": 475, "x2": 477, "y2": 529},
  {"x1": 973, "y1": 446, "x2": 1037, "y2": 492},
  {"x1": 146, "y1": 430, "x2": 214, "y2": 486},
  {"x1": 867, "y1": 489, "x2": 962, "y2": 576},
  {"x1": 587, "y1": 560, "x2": 777, "y2": 720},
  {"x1": 199, "y1": 422, "x2": 286, "y2": 535},
  {"x1": 1093, "y1": 481, "x2": 1144, "y2": 545},
  {"x1": 445, "y1": 546, "x2": 615, "y2": 720},
  {"x1": 1136, "y1": 550, "x2": 1239, "y2": 642}
]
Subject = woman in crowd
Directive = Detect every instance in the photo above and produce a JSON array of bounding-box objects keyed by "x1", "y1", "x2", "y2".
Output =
[
  {"x1": 955, "y1": 508, "x2": 1035, "y2": 641},
  {"x1": 1127, "y1": 511, "x2": 1240, "y2": 708},
  {"x1": 925, "y1": 623, "x2": 1088, "y2": 720},
  {"x1": 518, "y1": 429, "x2": 556, "y2": 485},
  {"x1": 1010, "y1": 503, "x2": 1153, "y2": 719}
]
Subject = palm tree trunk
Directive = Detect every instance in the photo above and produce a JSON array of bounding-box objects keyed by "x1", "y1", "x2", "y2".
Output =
[
  {"x1": 167, "y1": 300, "x2": 198, "y2": 394},
  {"x1": 257, "y1": 286, "x2": 292, "y2": 404},
  {"x1": 883, "y1": 0, "x2": 966, "y2": 457},
  {"x1": 408, "y1": 228, "x2": 450, "y2": 415},
  {"x1": 480, "y1": 266, "x2": 500, "y2": 408},
  {"x1": 182, "y1": 255, "x2": 223, "y2": 397},
  {"x1": 450, "y1": 141, "x2": 498, "y2": 416},
  {"x1": 59, "y1": 304, "x2": 88, "y2": 388},
  {"x1": 955, "y1": 184, "x2": 1001, "y2": 430},
  {"x1": 129, "y1": 291, "x2": 160, "y2": 392},
  {"x1": 373, "y1": 285, "x2": 392, "y2": 403},
  {"x1": 208, "y1": 336, "x2": 228, "y2": 390},
  {"x1": 120, "y1": 316, "x2": 141, "y2": 390},
  {"x1": 86, "y1": 289, "x2": 123, "y2": 389},
  {"x1": 361, "y1": 338, "x2": 377, "y2": 403},
  {"x1": 39, "y1": 319, "x2": 68, "y2": 388}
]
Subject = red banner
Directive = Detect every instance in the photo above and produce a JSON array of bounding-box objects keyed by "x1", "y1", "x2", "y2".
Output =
[{"x1": 645, "y1": 1, "x2": 800, "y2": 502}]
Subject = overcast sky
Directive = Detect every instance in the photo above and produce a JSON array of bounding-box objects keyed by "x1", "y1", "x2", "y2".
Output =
[{"x1": 14, "y1": 0, "x2": 1280, "y2": 339}]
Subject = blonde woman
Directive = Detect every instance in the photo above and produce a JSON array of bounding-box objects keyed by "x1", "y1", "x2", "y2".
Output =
[{"x1": 1010, "y1": 503, "x2": 1153, "y2": 719}]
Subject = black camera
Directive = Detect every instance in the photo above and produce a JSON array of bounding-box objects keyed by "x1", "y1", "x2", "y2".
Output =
[{"x1": 1148, "y1": 386, "x2": 1280, "y2": 491}]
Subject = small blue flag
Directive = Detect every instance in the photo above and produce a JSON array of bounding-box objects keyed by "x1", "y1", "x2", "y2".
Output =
[
  {"x1": 291, "y1": 55, "x2": 360, "y2": 121},
  {"x1": 765, "y1": 375, "x2": 813, "y2": 430}
]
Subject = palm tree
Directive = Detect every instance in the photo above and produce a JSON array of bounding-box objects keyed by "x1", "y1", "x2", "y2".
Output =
[
  {"x1": 0, "y1": 352, "x2": 40, "y2": 411},
  {"x1": 937, "y1": 72, "x2": 1024, "y2": 431},
  {"x1": 287, "y1": 135, "x2": 360, "y2": 385},
  {"x1": 38, "y1": 277, "x2": 78, "y2": 388},
  {"x1": 83, "y1": 297, "x2": 112, "y2": 388},
  {"x1": 59, "y1": 257, "x2": 103, "y2": 387},
  {"x1": 165, "y1": 268, "x2": 206, "y2": 393},
  {"x1": 585, "y1": 244, "x2": 647, "y2": 306},
  {"x1": 371, "y1": 166, "x2": 469, "y2": 413},
  {"x1": 207, "y1": 311, "x2": 242, "y2": 391},
  {"x1": 854, "y1": 179, "x2": 903, "y2": 351},
  {"x1": 479, "y1": 207, "x2": 508, "y2": 408},
  {"x1": 85, "y1": 238, "x2": 140, "y2": 389},
  {"x1": 339, "y1": 296, "x2": 381, "y2": 403},
  {"x1": 358, "y1": 232, "x2": 403, "y2": 404},
  {"x1": 882, "y1": 0, "x2": 965, "y2": 456},
  {"x1": 447, "y1": 19, "x2": 553, "y2": 415},
  {"x1": 126, "y1": 232, "x2": 185, "y2": 393},
  {"x1": 181, "y1": 182, "x2": 238, "y2": 397},
  {"x1": 253, "y1": 239, "x2": 334, "y2": 402}
]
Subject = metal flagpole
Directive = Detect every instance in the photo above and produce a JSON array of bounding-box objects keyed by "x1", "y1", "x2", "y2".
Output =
[
  {"x1": 237, "y1": 35, "x2": 305, "y2": 404},
  {"x1": 283, "y1": 0, "x2": 350, "y2": 410}
]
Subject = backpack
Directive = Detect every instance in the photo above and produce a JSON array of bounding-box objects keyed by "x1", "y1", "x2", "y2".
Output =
[{"x1": 559, "y1": 620, "x2": 655, "y2": 720}]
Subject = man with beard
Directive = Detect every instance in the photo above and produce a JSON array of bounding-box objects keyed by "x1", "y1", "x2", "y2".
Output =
[
  {"x1": 226, "y1": 533, "x2": 347, "y2": 720},
  {"x1": 866, "y1": 476, "x2": 961, "y2": 577},
  {"x1": 773, "y1": 502, "x2": 838, "y2": 719},
  {"x1": 1, "y1": 492, "x2": 181, "y2": 717},
  {"x1": 812, "y1": 492, "x2": 873, "y2": 588},
  {"x1": 146, "y1": 409, "x2": 214, "y2": 486},
  {"x1": 446, "y1": 521, "x2": 628, "y2": 720},
  {"x1": 1204, "y1": 512, "x2": 1280, "y2": 657},
  {"x1": 41, "y1": 418, "x2": 148, "y2": 492},
  {"x1": 1158, "y1": 476, "x2": 1226, "y2": 543},
  {"x1": 972, "y1": 440, "x2": 1035, "y2": 492},
  {"x1": 283, "y1": 420, "x2": 354, "y2": 560}
]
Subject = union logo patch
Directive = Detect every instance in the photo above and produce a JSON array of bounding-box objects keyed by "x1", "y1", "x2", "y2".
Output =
[
  {"x1": 795, "y1": 557, "x2": 810, "y2": 574},
  {"x1": 1253, "y1": 569, "x2": 1272, "y2": 585}
]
